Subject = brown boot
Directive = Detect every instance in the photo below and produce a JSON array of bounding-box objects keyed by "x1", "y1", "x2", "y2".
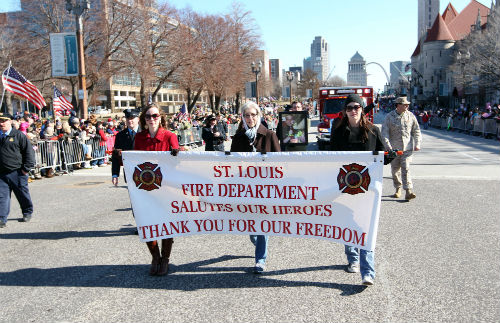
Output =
[
  {"x1": 46, "y1": 168, "x2": 55, "y2": 178},
  {"x1": 405, "y1": 189, "x2": 416, "y2": 200},
  {"x1": 146, "y1": 241, "x2": 161, "y2": 276},
  {"x1": 392, "y1": 187, "x2": 401, "y2": 198},
  {"x1": 157, "y1": 238, "x2": 173, "y2": 276}
]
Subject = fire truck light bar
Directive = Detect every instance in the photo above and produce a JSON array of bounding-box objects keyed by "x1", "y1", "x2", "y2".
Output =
[
  {"x1": 337, "y1": 90, "x2": 355, "y2": 94},
  {"x1": 321, "y1": 90, "x2": 328, "y2": 95}
]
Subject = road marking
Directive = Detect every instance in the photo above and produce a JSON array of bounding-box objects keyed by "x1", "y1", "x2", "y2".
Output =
[{"x1": 459, "y1": 151, "x2": 482, "y2": 161}]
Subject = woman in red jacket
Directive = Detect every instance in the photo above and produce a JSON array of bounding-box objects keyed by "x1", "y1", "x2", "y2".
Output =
[{"x1": 134, "y1": 103, "x2": 180, "y2": 276}]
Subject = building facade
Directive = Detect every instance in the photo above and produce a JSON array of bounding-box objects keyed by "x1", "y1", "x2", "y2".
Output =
[
  {"x1": 411, "y1": 1, "x2": 494, "y2": 108},
  {"x1": 418, "y1": 0, "x2": 440, "y2": 41},
  {"x1": 303, "y1": 36, "x2": 329, "y2": 81},
  {"x1": 347, "y1": 51, "x2": 367, "y2": 86}
]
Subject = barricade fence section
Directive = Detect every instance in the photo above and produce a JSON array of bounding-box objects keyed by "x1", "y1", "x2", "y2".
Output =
[
  {"x1": 33, "y1": 140, "x2": 63, "y2": 172},
  {"x1": 429, "y1": 115, "x2": 500, "y2": 138}
]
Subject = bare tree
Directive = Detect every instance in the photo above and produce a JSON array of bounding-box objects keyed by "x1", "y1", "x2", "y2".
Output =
[
  {"x1": 326, "y1": 75, "x2": 347, "y2": 87},
  {"x1": 451, "y1": 6, "x2": 500, "y2": 93},
  {"x1": 2, "y1": 0, "x2": 138, "y2": 113},
  {"x1": 296, "y1": 69, "x2": 321, "y2": 99}
]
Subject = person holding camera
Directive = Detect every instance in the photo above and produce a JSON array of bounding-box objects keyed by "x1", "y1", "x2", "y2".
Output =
[{"x1": 202, "y1": 115, "x2": 226, "y2": 151}]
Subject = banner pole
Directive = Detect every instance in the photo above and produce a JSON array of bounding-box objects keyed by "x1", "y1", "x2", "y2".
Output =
[{"x1": 0, "y1": 61, "x2": 12, "y2": 114}]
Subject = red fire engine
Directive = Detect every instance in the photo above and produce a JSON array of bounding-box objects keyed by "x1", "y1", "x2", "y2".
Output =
[{"x1": 316, "y1": 86, "x2": 374, "y2": 150}]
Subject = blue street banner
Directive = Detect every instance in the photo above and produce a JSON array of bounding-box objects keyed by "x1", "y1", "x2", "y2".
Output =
[{"x1": 50, "y1": 33, "x2": 79, "y2": 77}]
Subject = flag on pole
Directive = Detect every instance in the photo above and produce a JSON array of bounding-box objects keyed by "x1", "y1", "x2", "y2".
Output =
[
  {"x1": 53, "y1": 86, "x2": 73, "y2": 117},
  {"x1": 147, "y1": 93, "x2": 153, "y2": 105},
  {"x1": 177, "y1": 102, "x2": 188, "y2": 121},
  {"x1": 2, "y1": 66, "x2": 46, "y2": 110}
]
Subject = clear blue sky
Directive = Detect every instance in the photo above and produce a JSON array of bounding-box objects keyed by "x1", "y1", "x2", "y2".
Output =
[{"x1": 1, "y1": 0, "x2": 491, "y2": 92}]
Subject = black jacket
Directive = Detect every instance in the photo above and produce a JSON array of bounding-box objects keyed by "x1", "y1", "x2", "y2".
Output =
[
  {"x1": 112, "y1": 127, "x2": 137, "y2": 177},
  {"x1": 0, "y1": 128, "x2": 35, "y2": 174},
  {"x1": 329, "y1": 123, "x2": 384, "y2": 152},
  {"x1": 202, "y1": 123, "x2": 226, "y2": 151}
]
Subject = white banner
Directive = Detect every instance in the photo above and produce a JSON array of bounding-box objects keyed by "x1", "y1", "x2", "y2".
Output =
[{"x1": 122, "y1": 151, "x2": 384, "y2": 251}]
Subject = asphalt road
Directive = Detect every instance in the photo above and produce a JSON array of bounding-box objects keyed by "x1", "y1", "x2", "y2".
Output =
[{"x1": 1, "y1": 114, "x2": 499, "y2": 323}]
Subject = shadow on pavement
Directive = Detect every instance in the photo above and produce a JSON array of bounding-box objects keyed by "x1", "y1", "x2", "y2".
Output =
[
  {"x1": 0, "y1": 254, "x2": 366, "y2": 295},
  {"x1": 0, "y1": 227, "x2": 137, "y2": 240}
]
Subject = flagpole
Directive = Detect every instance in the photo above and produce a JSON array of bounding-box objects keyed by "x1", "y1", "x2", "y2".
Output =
[
  {"x1": 0, "y1": 61, "x2": 12, "y2": 114},
  {"x1": 52, "y1": 83, "x2": 56, "y2": 123}
]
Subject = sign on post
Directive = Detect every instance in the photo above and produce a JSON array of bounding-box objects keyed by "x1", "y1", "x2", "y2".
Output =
[{"x1": 50, "y1": 33, "x2": 79, "y2": 77}]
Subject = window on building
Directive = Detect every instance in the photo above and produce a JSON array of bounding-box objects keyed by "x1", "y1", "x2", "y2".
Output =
[
  {"x1": 120, "y1": 91, "x2": 127, "y2": 96},
  {"x1": 115, "y1": 101, "x2": 120, "y2": 107},
  {"x1": 114, "y1": 91, "x2": 119, "y2": 96},
  {"x1": 173, "y1": 94, "x2": 178, "y2": 101},
  {"x1": 169, "y1": 94, "x2": 173, "y2": 101},
  {"x1": 129, "y1": 101, "x2": 136, "y2": 107},
  {"x1": 163, "y1": 94, "x2": 168, "y2": 102},
  {"x1": 129, "y1": 92, "x2": 136, "y2": 97}
]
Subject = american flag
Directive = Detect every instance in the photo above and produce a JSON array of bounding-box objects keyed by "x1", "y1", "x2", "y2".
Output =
[
  {"x1": 53, "y1": 86, "x2": 73, "y2": 117},
  {"x1": 2, "y1": 66, "x2": 46, "y2": 110},
  {"x1": 177, "y1": 103, "x2": 188, "y2": 121}
]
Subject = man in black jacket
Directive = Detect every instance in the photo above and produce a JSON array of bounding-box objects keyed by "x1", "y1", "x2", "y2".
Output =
[
  {"x1": 202, "y1": 115, "x2": 226, "y2": 151},
  {"x1": 111, "y1": 109, "x2": 140, "y2": 186},
  {"x1": 0, "y1": 113, "x2": 35, "y2": 227}
]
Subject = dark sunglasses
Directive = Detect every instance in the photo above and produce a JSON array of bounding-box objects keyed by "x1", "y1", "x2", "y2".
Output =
[
  {"x1": 346, "y1": 105, "x2": 361, "y2": 112},
  {"x1": 145, "y1": 114, "x2": 160, "y2": 120}
]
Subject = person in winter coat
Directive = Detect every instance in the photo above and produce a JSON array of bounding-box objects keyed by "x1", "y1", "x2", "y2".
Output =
[{"x1": 230, "y1": 101, "x2": 280, "y2": 273}]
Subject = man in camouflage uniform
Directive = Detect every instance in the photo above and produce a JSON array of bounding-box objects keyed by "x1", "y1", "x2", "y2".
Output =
[{"x1": 382, "y1": 97, "x2": 422, "y2": 201}]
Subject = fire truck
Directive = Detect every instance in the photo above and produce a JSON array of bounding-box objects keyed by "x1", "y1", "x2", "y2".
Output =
[{"x1": 316, "y1": 86, "x2": 374, "y2": 150}]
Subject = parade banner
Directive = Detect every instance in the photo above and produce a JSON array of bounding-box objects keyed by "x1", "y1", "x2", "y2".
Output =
[{"x1": 122, "y1": 151, "x2": 384, "y2": 250}]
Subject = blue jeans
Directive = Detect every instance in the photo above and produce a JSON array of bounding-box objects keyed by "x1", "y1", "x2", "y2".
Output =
[
  {"x1": 250, "y1": 235, "x2": 268, "y2": 264},
  {"x1": 91, "y1": 146, "x2": 105, "y2": 166},
  {"x1": 345, "y1": 245, "x2": 375, "y2": 278}
]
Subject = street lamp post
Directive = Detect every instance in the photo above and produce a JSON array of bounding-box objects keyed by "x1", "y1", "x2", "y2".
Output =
[
  {"x1": 251, "y1": 60, "x2": 262, "y2": 105},
  {"x1": 66, "y1": 0, "x2": 90, "y2": 120},
  {"x1": 286, "y1": 71, "x2": 294, "y2": 103},
  {"x1": 456, "y1": 51, "x2": 470, "y2": 108}
]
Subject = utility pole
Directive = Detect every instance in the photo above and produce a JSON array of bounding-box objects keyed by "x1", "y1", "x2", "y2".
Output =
[{"x1": 66, "y1": 0, "x2": 90, "y2": 120}]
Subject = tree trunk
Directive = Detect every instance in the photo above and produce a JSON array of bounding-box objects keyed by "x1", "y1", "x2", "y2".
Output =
[
  {"x1": 214, "y1": 95, "x2": 221, "y2": 113},
  {"x1": 235, "y1": 91, "x2": 241, "y2": 113}
]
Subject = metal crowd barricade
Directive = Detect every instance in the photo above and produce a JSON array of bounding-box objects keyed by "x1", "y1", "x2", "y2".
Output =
[
  {"x1": 34, "y1": 140, "x2": 63, "y2": 172},
  {"x1": 193, "y1": 128, "x2": 202, "y2": 144},
  {"x1": 453, "y1": 117, "x2": 465, "y2": 132},
  {"x1": 177, "y1": 128, "x2": 203, "y2": 147},
  {"x1": 440, "y1": 118, "x2": 447, "y2": 129},
  {"x1": 85, "y1": 136, "x2": 109, "y2": 163},
  {"x1": 430, "y1": 117, "x2": 440, "y2": 128},
  {"x1": 59, "y1": 138, "x2": 86, "y2": 169},
  {"x1": 464, "y1": 117, "x2": 473, "y2": 133},
  {"x1": 472, "y1": 116, "x2": 483, "y2": 135},
  {"x1": 228, "y1": 124, "x2": 238, "y2": 137},
  {"x1": 483, "y1": 119, "x2": 497, "y2": 137}
]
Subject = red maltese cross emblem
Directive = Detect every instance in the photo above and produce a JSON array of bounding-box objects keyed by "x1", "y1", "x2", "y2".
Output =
[
  {"x1": 133, "y1": 162, "x2": 162, "y2": 191},
  {"x1": 337, "y1": 163, "x2": 371, "y2": 195}
]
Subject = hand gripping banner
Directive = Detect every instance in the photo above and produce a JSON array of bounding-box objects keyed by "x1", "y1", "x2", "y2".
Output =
[{"x1": 122, "y1": 151, "x2": 384, "y2": 251}]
